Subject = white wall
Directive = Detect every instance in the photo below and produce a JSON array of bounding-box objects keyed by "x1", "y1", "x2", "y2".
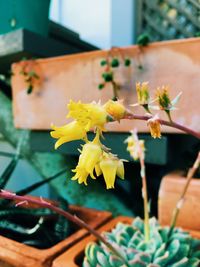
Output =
[
  {"x1": 50, "y1": 0, "x2": 134, "y2": 49},
  {"x1": 50, "y1": 0, "x2": 111, "y2": 48},
  {"x1": 111, "y1": 0, "x2": 134, "y2": 47}
]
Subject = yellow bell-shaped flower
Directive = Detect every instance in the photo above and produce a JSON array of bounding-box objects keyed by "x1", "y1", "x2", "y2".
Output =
[
  {"x1": 67, "y1": 100, "x2": 108, "y2": 132},
  {"x1": 72, "y1": 132, "x2": 102, "y2": 184},
  {"x1": 99, "y1": 155, "x2": 118, "y2": 189},
  {"x1": 147, "y1": 115, "x2": 161, "y2": 139},
  {"x1": 86, "y1": 102, "x2": 108, "y2": 131},
  {"x1": 50, "y1": 121, "x2": 86, "y2": 149},
  {"x1": 78, "y1": 142, "x2": 102, "y2": 177}
]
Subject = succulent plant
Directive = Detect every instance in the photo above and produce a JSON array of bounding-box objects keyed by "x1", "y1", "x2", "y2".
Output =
[{"x1": 83, "y1": 217, "x2": 200, "y2": 267}]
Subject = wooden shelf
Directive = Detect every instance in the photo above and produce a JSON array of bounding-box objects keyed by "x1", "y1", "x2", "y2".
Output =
[{"x1": 0, "y1": 21, "x2": 98, "y2": 73}]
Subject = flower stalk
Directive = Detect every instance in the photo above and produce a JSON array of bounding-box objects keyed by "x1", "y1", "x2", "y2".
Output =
[
  {"x1": 124, "y1": 112, "x2": 200, "y2": 139},
  {"x1": 0, "y1": 190, "x2": 129, "y2": 266},
  {"x1": 168, "y1": 152, "x2": 200, "y2": 237},
  {"x1": 139, "y1": 155, "x2": 150, "y2": 242}
]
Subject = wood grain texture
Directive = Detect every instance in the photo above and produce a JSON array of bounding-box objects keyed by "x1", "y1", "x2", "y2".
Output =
[{"x1": 12, "y1": 38, "x2": 200, "y2": 133}]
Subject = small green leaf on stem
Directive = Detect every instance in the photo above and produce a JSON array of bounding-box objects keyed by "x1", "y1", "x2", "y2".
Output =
[
  {"x1": 100, "y1": 60, "x2": 108, "y2": 66},
  {"x1": 111, "y1": 58, "x2": 120, "y2": 68},
  {"x1": 27, "y1": 85, "x2": 33, "y2": 94},
  {"x1": 124, "y1": 58, "x2": 131, "y2": 66}
]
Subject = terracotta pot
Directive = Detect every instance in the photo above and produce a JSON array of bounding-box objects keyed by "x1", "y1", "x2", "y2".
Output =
[
  {"x1": 158, "y1": 173, "x2": 200, "y2": 231},
  {"x1": 11, "y1": 38, "x2": 200, "y2": 134},
  {"x1": 0, "y1": 205, "x2": 112, "y2": 267},
  {"x1": 52, "y1": 216, "x2": 200, "y2": 267}
]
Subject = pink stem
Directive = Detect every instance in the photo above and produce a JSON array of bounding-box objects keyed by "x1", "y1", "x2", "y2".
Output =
[
  {"x1": 0, "y1": 190, "x2": 128, "y2": 264},
  {"x1": 124, "y1": 112, "x2": 200, "y2": 139}
]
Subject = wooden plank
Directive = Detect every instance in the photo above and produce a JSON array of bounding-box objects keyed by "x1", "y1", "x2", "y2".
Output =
[
  {"x1": 0, "y1": 27, "x2": 98, "y2": 73},
  {"x1": 11, "y1": 37, "x2": 200, "y2": 133}
]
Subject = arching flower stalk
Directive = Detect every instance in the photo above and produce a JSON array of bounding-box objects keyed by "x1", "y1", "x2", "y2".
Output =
[{"x1": 50, "y1": 83, "x2": 200, "y2": 191}]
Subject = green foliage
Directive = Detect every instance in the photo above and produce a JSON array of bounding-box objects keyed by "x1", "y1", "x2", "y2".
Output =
[
  {"x1": 124, "y1": 59, "x2": 131, "y2": 67},
  {"x1": 100, "y1": 60, "x2": 108, "y2": 66},
  {"x1": 137, "y1": 33, "x2": 150, "y2": 47},
  {"x1": 102, "y1": 72, "x2": 113, "y2": 82},
  {"x1": 83, "y1": 217, "x2": 200, "y2": 267},
  {"x1": 111, "y1": 59, "x2": 120, "y2": 68},
  {"x1": 27, "y1": 85, "x2": 33, "y2": 94},
  {"x1": 98, "y1": 83, "x2": 105, "y2": 90}
]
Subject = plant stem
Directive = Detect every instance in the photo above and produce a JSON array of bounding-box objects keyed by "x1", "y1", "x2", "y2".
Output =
[
  {"x1": 139, "y1": 151, "x2": 150, "y2": 242},
  {"x1": 168, "y1": 152, "x2": 200, "y2": 237},
  {"x1": 124, "y1": 111, "x2": 200, "y2": 139},
  {"x1": 0, "y1": 190, "x2": 130, "y2": 267},
  {"x1": 134, "y1": 132, "x2": 150, "y2": 242},
  {"x1": 112, "y1": 81, "x2": 119, "y2": 100}
]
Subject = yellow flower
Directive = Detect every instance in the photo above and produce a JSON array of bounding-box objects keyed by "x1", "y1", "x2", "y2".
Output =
[
  {"x1": 71, "y1": 167, "x2": 89, "y2": 185},
  {"x1": 95, "y1": 163, "x2": 102, "y2": 177},
  {"x1": 78, "y1": 142, "x2": 102, "y2": 177},
  {"x1": 125, "y1": 131, "x2": 145, "y2": 161},
  {"x1": 67, "y1": 100, "x2": 108, "y2": 131},
  {"x1": 116, "y1": 160, "x2": 125, "y2": 180},
  {"x1": 50, "y1": 121, "x2": 86, "y2": 149},
  {"x1": 71, "y1": 132, "x2": 102, "y2": 184},
  {"x1": 156, "y1": 86, "x2": 171, "y2": 110},
  {"x1": 147, "y1": 115, "x2": 161, "y2": 139},
  {"x1": 99, "y1": 155, "x2": 119, "y2": 189},
  {"x1": 98, "y1": 153, "x2": 125, "y2": 189},
  {"x1": 104, "y1": 100, "x2": 126, "y2": 121},
  {"x1": 136, "y1": 82, "x2": 150, "y2": 105},
  {"x1": 156, "y1": 86, "x2": 182, "y2": 111}
]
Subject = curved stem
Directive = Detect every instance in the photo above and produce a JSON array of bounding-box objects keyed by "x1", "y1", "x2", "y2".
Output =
[
  {"x1": 0, "y1": 190, "x2": 129, "y2": 266},
  {"x1": 124, "y1": 112, "x2": 200, "y2": 139}
]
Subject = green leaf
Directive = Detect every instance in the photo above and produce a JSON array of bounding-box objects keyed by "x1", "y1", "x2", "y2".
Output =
[
  {"x1": 153, "y1": 251, "x2": 169, "y2": 265},
  {"x1": 124, "y1": 59, "x2": 131, "y2": 67},
  {"x1": 0, "y1": 131, "x2": 26, "y2": 188},
  {"x1": 96, "y1": 251, "x2": 111, "y2": 266},
  {"x1": 27, "y1": 85, "x2": 33, "y2": 94},
  {"x1": 100, "y1": 59, "x2": 108, "y2": 66},
  {"x1": 137, "y1": 33, "x2": 150, "y2": 46},
  {"x1": 111, "y1": 58, "x2": 120, "y2": 68}
]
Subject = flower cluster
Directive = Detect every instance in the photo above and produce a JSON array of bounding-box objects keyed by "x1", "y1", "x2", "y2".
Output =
[
  {"x1": 50, "y1": 82, "x2": 182, "y2": 189},
  {"x1": 134, "y1": 82, "x2": 182, "y2": 138},
  {"x1": 71, "y1": 132, "x2": 125, "y2": 189},
  {"x1": 51, "y1": 100, "x2": 126, "y2": 189}
]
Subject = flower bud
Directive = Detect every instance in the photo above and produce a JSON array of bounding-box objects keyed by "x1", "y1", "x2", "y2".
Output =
[
  {"x1": 147, "y1": 115, "x2": 161, "y2": 139},
  {"x1": 104, "y1": 100, "x2": 126, "y2": 121}
]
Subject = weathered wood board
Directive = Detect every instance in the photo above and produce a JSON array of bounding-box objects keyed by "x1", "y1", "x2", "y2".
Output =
[{"x1": 12, "y1": 38, "x2": 200, "y2": 133}]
